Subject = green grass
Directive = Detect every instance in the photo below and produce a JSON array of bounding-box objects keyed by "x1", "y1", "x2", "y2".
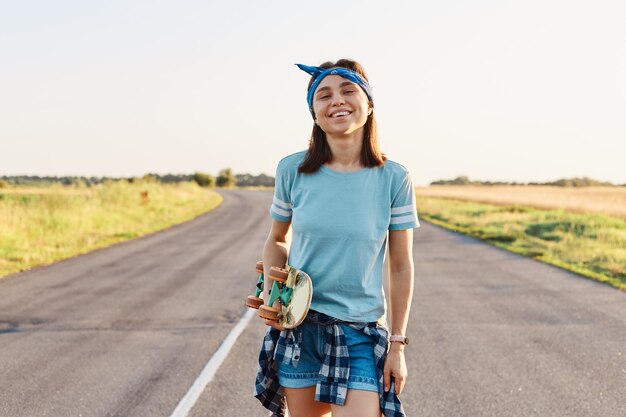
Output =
[
  {"x1": 0, "y1": 180, "x2": 223, "y2": 278},
  {"x1": 416, "y1": 196, "x2": 626, "y2": 291}
]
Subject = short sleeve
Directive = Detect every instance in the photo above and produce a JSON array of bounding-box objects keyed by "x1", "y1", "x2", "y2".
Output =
[
  {"x1": 269, "y1": 160, "x2": 293, "y2": 222},
  {"x1": 389, "y1": 169, "x2": 419, "y2": 230}
]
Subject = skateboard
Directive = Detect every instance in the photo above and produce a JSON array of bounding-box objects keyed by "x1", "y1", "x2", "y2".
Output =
[{"x1": 245, "y1": 261, "x2": 313, "y2": 329}]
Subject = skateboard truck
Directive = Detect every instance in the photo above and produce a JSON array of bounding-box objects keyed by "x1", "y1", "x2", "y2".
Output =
[
  {"x1": 245, "y1": 261, "x2": 312, "y2": 329},
  {"x1": 245, "y1": 261, "x2": 265, "y2": 309}
]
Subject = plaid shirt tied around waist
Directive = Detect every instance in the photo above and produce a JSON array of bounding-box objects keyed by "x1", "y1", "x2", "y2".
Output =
[{"x1": 253, "y1": 310, "x2": 405, "y2": 417}]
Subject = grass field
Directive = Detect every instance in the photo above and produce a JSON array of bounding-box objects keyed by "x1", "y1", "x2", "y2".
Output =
[
  {"x1": 414, "y1": 188, "x2": 626, "y2": 291},
  {"x1": 0, "y1": 180, "x2": 222, "y2": 279},
  {"x1": 415, "y1": 185, "x2": 626, "y2": 219}
]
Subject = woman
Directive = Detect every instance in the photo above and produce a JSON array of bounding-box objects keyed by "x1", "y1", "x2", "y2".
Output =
[{"x1": 254, "y1": 59, "x2": 418, "y2": 417}]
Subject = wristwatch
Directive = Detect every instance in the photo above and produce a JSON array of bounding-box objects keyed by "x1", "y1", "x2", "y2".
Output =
[{"x1": 389, "y1": 335, "x2": 409, "y2": 345}]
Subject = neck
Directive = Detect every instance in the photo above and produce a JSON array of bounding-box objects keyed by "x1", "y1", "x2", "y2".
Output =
[{"x1": 325, "y1": 128, "x2": 365, "y2": 171}]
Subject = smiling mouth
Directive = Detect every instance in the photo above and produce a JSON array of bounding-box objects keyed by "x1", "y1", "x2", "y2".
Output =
[{"x1": 330, "y1": 111, "x2": 351, "y2": 118}]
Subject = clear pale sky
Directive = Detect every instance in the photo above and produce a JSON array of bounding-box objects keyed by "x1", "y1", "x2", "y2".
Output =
[{"x1": 1, "y1": 0, "x2": 624, "y2": 186}]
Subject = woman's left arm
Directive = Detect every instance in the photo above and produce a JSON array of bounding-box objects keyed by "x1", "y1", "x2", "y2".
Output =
[{"x1": 384, "y1": 228, "x2": 414, "y2": 395}]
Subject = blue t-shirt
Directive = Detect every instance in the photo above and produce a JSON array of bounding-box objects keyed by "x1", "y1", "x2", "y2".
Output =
[{"x1": 269, "y1": 151, "x2": 419, "y2": 322}]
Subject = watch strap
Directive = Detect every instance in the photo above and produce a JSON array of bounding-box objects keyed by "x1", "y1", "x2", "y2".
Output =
[{"x1": 389, "y1": 335, "x2": 409, "y2": 345}]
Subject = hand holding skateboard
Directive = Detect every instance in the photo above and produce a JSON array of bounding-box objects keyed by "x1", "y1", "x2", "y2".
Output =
[{"x1": 245, "y1": 261, "x2": 312, "y2": 329}]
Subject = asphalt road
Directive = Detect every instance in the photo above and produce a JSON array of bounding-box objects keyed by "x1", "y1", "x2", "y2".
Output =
[{"x1": 1, "y1": 189, "x2": 624, "y2": 417}]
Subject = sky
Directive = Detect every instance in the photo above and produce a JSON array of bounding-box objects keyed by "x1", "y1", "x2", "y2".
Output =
[{"x1": 1, "y1": 0, "x2": 625, "y2": 186}]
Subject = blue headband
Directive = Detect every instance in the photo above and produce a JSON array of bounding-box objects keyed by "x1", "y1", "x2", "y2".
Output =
[{"x1": 296, "y1": 63, "x2": 374, "y2": 118}]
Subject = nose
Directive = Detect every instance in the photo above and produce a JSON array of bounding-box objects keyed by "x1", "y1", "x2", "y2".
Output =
[{"x1": 330, "y1": 92, "x2": 345, "y2": 106}]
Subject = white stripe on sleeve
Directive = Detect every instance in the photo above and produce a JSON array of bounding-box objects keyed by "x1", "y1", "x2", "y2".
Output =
[
  {"x1": 390, "y1": 213, "x2": 417, "y2": 225},
  {"x1": 271, "y1": 205, "x2": 292, "y2": 218},
  {"x1": 273, "y1": 196, "x2": 292, "y2": 210},
  {"x1": 391, "y1": 204, "x2": 415, "y2": 215}
]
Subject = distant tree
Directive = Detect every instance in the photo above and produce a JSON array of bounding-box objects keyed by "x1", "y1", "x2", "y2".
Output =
[
  {"x1": 193, "y1": 172, "x2": 215, "y2": 187},
  {"x1": 158, "y1": 173, "x2": 193, "y2": 184},
  {"x1": 216, "y1": 168, "x2": 236, "y2": 187},
  {"x1": 235, "y1": 173, "x2": 275, "y2": 187},
  {"x1": 431, "y1": 175, "x2": 473, "y2": 185},
  {"x1": 0, "y1": 172, "x2": 276, "y2": 188},
  {"x1": 548, "y1": 177, "x2": 613, "y2": 187},
  {"x1": 429, "y1": 175, "x2": 616, "y2": 187},
  {"x1": 72, "y1": 178, "x2": 88, "y2": 188},
  {"x1": 257, "y1": 173, "x2": 275, "y2": 187}
]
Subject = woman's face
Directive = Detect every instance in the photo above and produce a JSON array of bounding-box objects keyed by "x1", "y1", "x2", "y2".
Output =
[{"x1": 311, "y1": 74, "x2": 371, "y2": 136}]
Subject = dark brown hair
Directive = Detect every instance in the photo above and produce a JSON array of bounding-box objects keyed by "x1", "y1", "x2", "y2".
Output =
[{"x1": 298, "y1": 59, "x2": 386, "y2": 174}]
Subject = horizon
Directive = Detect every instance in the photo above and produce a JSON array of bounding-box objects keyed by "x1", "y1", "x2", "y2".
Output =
[
  {"x1": 1, "y1": 1, "x2": 625, "y2": 187},
  {"x1": 2, "y1": 172, "x2": 624, "y2": 188}
]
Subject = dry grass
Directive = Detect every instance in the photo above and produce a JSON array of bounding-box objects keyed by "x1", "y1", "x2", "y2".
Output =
[
  {"x1": 1, "y1": 186, "x2": 92, "y2": 195},
  {"x1": 0, "y1": 181, "x2": 222, "y2": 278},
  {"x1": 415, "y1": 186, "x2": 626, "y2": 219}
]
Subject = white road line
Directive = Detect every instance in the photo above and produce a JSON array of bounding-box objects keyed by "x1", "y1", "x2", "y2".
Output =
[{"x1": 169, "y1": 308, "x2": 256, "y2": 417}]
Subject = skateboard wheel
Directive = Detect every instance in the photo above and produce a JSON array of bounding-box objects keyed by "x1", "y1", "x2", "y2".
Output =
[
  {"x1": 245, "y1": 295, "x2": 263, "y2": 309},
  {"x1": 269, "y1": 267, "x2": 288, "y2": 283},
  {"x1": 258, "y1": 304, "x2": 280, "y2": 321},
  {"x1": 256, "y1": 261, "x2": 263, "y2": 274}
]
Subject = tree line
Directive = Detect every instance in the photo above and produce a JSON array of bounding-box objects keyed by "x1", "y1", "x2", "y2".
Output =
[
  {"x1": 0, "y1": 169, "x2": 275, "y2": 188},
  {"x1": 431, "y1": 176, "x2": 625, "y2": 187},
  {"x1": 2, "y1": 173, "x2": 622, "y2": 189}
]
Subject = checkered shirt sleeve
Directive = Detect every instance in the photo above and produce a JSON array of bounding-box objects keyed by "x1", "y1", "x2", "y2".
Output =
[{"x1": 253, "y1": 327, "x2": 287, "y2": 417}]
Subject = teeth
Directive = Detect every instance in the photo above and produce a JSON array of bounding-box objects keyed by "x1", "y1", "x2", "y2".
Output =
[{"x1": 333, "y1": 111, "x2": 350, "y2": 117}]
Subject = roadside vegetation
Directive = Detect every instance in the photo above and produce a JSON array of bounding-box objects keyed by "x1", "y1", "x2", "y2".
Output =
[
  {"x1": 415, "y1": 185, "x2": 626, "y2": 219},
  {"x1": 0, "y1": 179, "x2": 222, "y2": 279},
  {"x1": 0, "y1": 169, "x2": 274, "y2": 188},
  {"x1": 415, "y1": 195, "x2": 626, "y2": 291},
  {"x1": 430, "y1": 175, "x2": 624, "y2": 187}
]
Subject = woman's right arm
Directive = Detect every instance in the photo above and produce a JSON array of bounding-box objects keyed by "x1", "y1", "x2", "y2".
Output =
[{"x1": 262, "y1": 218, "x2": 291, "y2": 329}]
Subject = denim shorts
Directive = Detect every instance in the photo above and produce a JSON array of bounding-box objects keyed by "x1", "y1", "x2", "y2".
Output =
[{"x1": 277, "y1": 320, "x2": 379, "y2": 393}]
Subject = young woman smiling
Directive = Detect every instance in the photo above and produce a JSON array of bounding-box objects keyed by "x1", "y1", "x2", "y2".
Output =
[{"x1": 254, "y1": 59, "x2": 418, "y2": 417}]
